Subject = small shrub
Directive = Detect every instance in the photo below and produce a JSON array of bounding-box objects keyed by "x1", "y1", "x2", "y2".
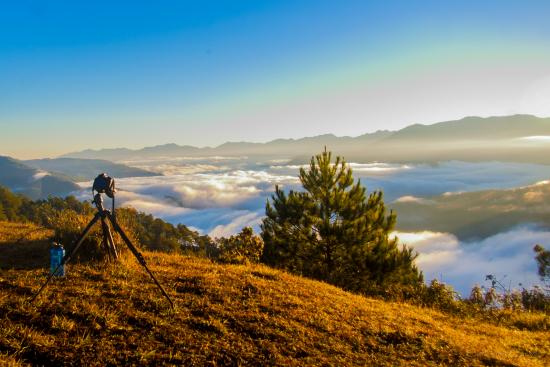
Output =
[
  {"x1": 354, "y1": 280, "x2": 464, "y2": 315},
  {"x1": 51, "y1": 209, "x2": 106, "y2": 262},
  {"x1": 521, "y1": 286, "x2": 550, "y2": 313},
  {"x1": 483, "y1": 287, "x2": 499, "y2": 309},
  {"x1": 501, "y1": 290, "x2": 522, "y2": 311},
  {"x1": 468, "y1": 285, "x2": 484, "y2": 308},
  {"x1": 50, "y1": 209, "x2": 139, "y2": 263},
  {"x1": 217, "y1": 227, "x2": 264, "y2": 265},
  {"x1": 420, "y1": 279, "x2": 461, "y2": 312}
]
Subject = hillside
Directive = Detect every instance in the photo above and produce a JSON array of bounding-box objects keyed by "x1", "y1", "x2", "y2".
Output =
[
  {"x1": 0, "y1": 156, "x2": 80, "y2": 199},
  {"x1": 393, "y1": 180, "x2": 550, "y2": 241},
  {"x1": 24, "y1": 158, "x2": 159, "y2": 181},
  {"x1": 1, "y1": 222, "x2": 548, "y2": 366},
  {"x1": 0, "y1": 156, "x2": 160, "y2": 200}
]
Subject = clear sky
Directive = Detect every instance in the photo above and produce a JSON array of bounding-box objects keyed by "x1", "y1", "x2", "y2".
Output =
[{"x1": 2, "y1": 0, "x2": 550, "y2": 158}]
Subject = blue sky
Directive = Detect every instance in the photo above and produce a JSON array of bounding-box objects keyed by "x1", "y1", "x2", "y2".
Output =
[{"x1": 2, "y1": 0, "x2": 550, "y2": 158}]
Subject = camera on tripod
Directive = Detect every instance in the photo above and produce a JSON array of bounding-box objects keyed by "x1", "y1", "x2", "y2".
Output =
[
  {"x1": 93, "y1": 173, "x2": 116, "y2": 198},
  {"x1": 31, "y1": 172, "x2": 175, "y2": 309}
]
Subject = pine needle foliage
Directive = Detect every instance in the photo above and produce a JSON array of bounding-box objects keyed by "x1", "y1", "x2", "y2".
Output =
[{"x1": 261, "y1": 149, "x2": 422, "y2": 293}]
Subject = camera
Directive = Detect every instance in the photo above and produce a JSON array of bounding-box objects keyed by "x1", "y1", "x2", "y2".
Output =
[{"x1": 93, "y1": 173, "x2": 116, "y2": 198}]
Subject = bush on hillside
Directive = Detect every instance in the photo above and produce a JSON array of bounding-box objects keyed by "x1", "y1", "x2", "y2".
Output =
[
  {"x1": 217, "y1": 227, "x2": 264, "y2": 265},
  {"x1": 0, "y1": 186, "x2": 209, "y2": 258},
  {"x1": 0, "y1": 186, "x2": 25, "y2": 221},
  {"x1": 50, "y1": 209, "x2": 108, "y2": 262},
  {"x1": 521, "y1": 286, "x2": 550, "y2": 313},
  {"x1": 420, "y1": 279, "x2": 461, "y2": 312},
  {"x1": 467, "y1": 276, "x2": 549, "y2": 314},
  {"x1": 49, "y1": 208, "x2": 146, "y2": 263}
]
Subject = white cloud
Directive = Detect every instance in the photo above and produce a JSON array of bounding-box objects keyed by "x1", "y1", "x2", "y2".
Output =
[
  {"x1": 74, "y1": 160, "x2": 550, "y2": 237},
  {"x1": 270, "y1": 164, "x2": 308, "y2": 170},
  {"x1": 354, "y1": 161, "x2": 550, "y2": 201},
  {"x1": 517, "y1": 179, "x2": 550, "y2": 190},
  {"x1": 270, "y1": 162, "x2": 411, "y2": 175},
  {"x1": 349, "y1": 162, "x2": 412, "y2": 174},
  {"x1": 114, "y1": 190, "x2": 192, "y2": 217},
  {"x1": 209, "y1": 211, "x2": 263, "y2": 238},
  {"x1": 113, "y1": 170, "x2": 298, "y2": 210},
  {"x1": 394, "y1": 227, "x2": 547, "y2": 295},
  {"x1": 518, "y1": 135, "x2": 550, "y2": 142},
  {"x1": 442, "y1": 191, "x2": 464, "y2": 196},
  {"x1": 74, "y1": 166, "x2": 299, "y2": 236},
  {"x1": 393, "y1": 195, "x2": 432, "y2": 204},
  {"x1": 32, "y1": 171, "x2": 49, "y2": 180}
]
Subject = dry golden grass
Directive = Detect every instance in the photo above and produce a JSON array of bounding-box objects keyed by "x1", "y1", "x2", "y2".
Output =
[
  {"x1": 0, "y1": 221, "x2": 53, "y2": 244},
  {"x1": 0, "y1": 221, "x2": 54, "y2": 270},
  {"x1": 0, "y1": 222, "x2": 549, "y2": 366}
]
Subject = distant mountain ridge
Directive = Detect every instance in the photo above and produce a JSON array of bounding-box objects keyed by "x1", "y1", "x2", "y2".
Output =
[
  {"x1": 60, "y1": 115, "x2": 550, "y2": 164},
  {"x1": 60, "y1": 131, "x2": 394, "y2": 160},
  {"x1": 383, "y1": 114, "x2": 550, "y2": 142},
  {"x1": 25, "y1": 158, "x2": 159, "y2": 181},
  {"x1": 0, "y1": 156, "x2": 80, "y2": 199},
  {"x1": 0, "y1": 156, "x2": 159, "y2": 199}
]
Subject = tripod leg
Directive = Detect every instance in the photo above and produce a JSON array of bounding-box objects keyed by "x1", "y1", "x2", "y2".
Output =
[
  {"x1": 104, "y1": 221, "x2": 118, "y2": 261},
  {"x1": 106, "y1": 213, "x2": 174, "y2": 309},
  {"x1": 101, "y1": 218, "x2": 112, "y2": 261},
  {"x1": 101, "y1": 217, "x2": 118, "y2": 261},
  {"x1": 30, "y1": 212, "x2": 102, "y2": 303}
]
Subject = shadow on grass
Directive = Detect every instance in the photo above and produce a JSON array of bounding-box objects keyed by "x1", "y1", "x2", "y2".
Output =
[{"x1": 0, "y1": 239, "x2": 50, "y2": 270}]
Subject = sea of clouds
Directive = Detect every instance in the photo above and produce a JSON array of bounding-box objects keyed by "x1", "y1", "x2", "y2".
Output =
[
  {"x1": 394, "y1": 226, "x2": 547, "y2": 295},
  {"x1": 76, "y1": 159, "x2": 550, "y2": 293}
]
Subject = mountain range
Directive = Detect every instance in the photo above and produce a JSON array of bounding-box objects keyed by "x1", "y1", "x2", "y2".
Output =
[
  {"x1": 24, "y1": 158, "x2": 157, "y2": 181},
  {"x1": 5, "y1": 114, "x2": 550, "y2": 199},
  {"x1": 0, "y1": 156, "x2": 79, "y2": 199},
  {"x1": 61, "y1": 114, "x2": 550, "y2": 164}
]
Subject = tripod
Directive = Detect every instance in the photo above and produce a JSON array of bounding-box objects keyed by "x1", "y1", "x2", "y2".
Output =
[{"x1": 30, "y1": 192, "x2": 175, "y2": 309}]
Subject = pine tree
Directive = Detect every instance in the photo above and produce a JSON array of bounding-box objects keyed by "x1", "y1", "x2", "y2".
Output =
[{"x1": 261, "y1": 149, "x2": 422, "y2": 293}]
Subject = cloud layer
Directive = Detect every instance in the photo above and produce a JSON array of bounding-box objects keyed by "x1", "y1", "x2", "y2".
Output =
[
  {"x1": 75, "y1": 158, "x2": 550, "y2": 294},
  {"x1": 394, "y1": 226, "x2": 547, "y2": 295},
  {"x1": 78, "y1": 161, "x2": 298, "y2": 236},
  {"x1": 356, "y1": 161, "x2": 550, "y2": 201},
  {"x1": 75, "y1": 159, "x2": 550, "y2": 237}
]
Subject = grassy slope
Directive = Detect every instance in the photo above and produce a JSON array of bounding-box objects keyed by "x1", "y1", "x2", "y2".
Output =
[{"x1": 0, "y1": 222, "x2": 549, "y2": 366}]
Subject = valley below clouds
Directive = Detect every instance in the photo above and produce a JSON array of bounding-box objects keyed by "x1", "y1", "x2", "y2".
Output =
[{"x1": 76, "y1": 158, "x2": 550, "y2": 295}]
